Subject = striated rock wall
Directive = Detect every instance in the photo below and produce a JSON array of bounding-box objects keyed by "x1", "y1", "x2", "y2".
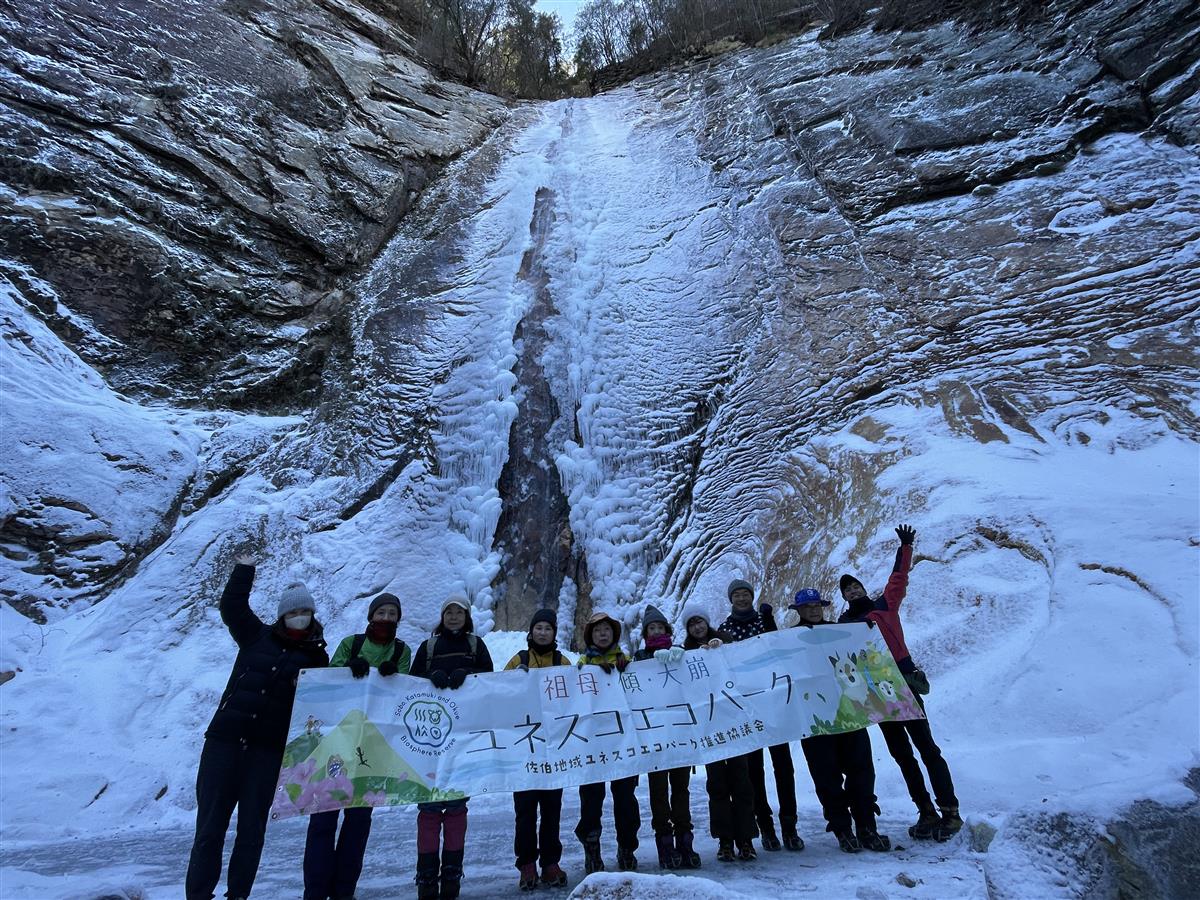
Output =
[{"x1": 0, "y1": 0, "x2": 507, "y2": 405}]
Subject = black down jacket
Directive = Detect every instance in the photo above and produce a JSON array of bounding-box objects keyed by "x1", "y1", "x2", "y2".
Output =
[{"x1": 204, "y1": 564, "x2": 329, "y2": 750}]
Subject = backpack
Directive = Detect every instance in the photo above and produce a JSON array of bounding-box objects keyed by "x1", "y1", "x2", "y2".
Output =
[
  {"x1": 518, "y1": 648, "x2": 565, "y2": 668},
  {"x1": 350, "y1": 633, "x2": 409, "y2": 667}
]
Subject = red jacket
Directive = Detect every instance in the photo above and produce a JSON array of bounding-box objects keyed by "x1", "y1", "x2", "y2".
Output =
[{"x1": 840, "y1": 545, "x2": 914, "y2": 669}]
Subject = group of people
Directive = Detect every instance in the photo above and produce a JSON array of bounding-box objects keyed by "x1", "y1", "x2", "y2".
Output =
[{"x1": 185, "y1": 525, "x2": 961, "y2": 900}]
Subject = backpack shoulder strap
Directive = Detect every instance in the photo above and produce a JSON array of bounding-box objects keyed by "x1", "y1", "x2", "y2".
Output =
[
  {"x1": 553, "y1": 650, "x2": 565, "y2": 666},
  {"x1": 519, "y1": 649, "x2": 530, "y2": 667},
  {"x1": 468, "y1": 634, "x2": 479, "y2": 656},
  {"x1": 350, "y1": 633, "x2": 366, "y2": 659},
  {"x1": 392, "y1": 639, "x2": 408, "y2": 663}
]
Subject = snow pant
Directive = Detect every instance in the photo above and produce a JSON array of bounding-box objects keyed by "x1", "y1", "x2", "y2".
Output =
[
  {"x1": 576, "y1": 776, "x2": 640, "y2": 850},
  {"x1": 878, "y1": 705, "x2": 958, "y2": 811},
  {"x1": 416, "y1": 798, "x2": 469, "y2": 886},
  {"x1": 302, "y1": 807, "x2": 373, "y2": 900},
  {"x1": 704, "y1": 756, "x2": 757, "y2": 843},
  {"x1": 746, "y1": 743, "x2": 798, "y2": 833},
  {"x1": 801, "y1": 730, "x2": 878, "y2": 834},
  {"x1": 513, "y1": 789, "x2": 564, "y2": 869},
  {"x1": 185, "y1": 738, "x2": 281, "y2": 900},
  {"x1": 648, "y1": 766, "x2": 692, "y2": 837}
]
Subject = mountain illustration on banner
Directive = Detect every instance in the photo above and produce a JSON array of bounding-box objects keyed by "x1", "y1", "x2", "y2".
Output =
[{"x1": 273, "y1": 708, "x2": 461, "y2": 817}]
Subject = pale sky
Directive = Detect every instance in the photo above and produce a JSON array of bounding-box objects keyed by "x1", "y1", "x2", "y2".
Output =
[{"x1": 536, "y1": 0, "x2": 584, "y2": 36}]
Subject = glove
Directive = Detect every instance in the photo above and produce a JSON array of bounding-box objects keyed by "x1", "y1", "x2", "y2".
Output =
[
  {"x1": 517, "y1": 664, "x2": 530, "y2": 672},
  {"x1": 706, "y1": 638, "x2": 723, "y2": 649},
  {"x1": 430, "y1": 670, "x2": 450, "y2": 689},
  {"x1": 782, "y1": 609, "x2": 801, "y2": 629},
  {"x1": 378, "y1": 659, "x2": 399, "y2": 677},
  {"x1": 668, "y1": 646, "x2": 685, "y2": 663},
  {"x1": 759, "y1": 602, "x2": 773, "y2": 618},
  {"x1": 896, "y1": 524, "x2": 916, "y2": 546},
  {"x1": 596, "y1": 661, "x2": 614, "y2": 674},
  {"x1": 653, "y1": 648, "x2": 671, "y2": 662},
  {"x1": 616, "y1": 657, "x2": 629, "y2": 673},
  {"x1": 866, "y1": 619, "x2": 877, "y2": 629},
  {"x1": 448, "y1": 668, "x2": 468, "y2": 689},
  {"x1": 347, "y1": 656, "x2": 370, "y2": 679}
]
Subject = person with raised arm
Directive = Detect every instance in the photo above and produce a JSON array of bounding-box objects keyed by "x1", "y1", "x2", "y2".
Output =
[
  {"x1": 838, "y1": 524, "x2": 962, "y2": 841},
  {"x1": 186, "y1": 552, "x2": 329, "y2": 900}
]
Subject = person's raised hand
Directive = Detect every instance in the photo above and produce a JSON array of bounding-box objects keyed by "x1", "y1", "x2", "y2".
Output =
[{"x1": 896, "y1": 524, "x2": 916, "y2": 546}]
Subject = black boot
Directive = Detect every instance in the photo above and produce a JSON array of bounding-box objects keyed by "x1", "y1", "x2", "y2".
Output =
[
  {"x1": 581, "y1": 832, "x2": 604, "y2": 874},
  {"x1": 677, "y1": 831, "x2": 702, "y2": 868},
  {"x1": 440, "y1": 849, "x2": 463, "y2": 899},
  {"x1": 858, "y1": 828, "x2": 891, "y2": 852},
  {"x1": 655, "y1": 833, "x2": 679, "y2": 870},
  {"x1": 908, "y1": 803, "x2": 941, "y2": 840},
  {"x1": 834, "y1": 830, "x2": 861, "y2": 853},
  {"x1": 782, "y1": 825, "x2": 805, "y2": 851},
  {"x1": 616, "y1": 847, "x2": 638, "y2": 872},
  {"x1": 736, "y1": 839, "x2": 757, "y2": 861},
  {"x1": 932, "y1": 807, "x2": 963, "y2": 842},
  {"x1": 759, "y1": 824, "x2": 781, "y2": 851},
  {"x1": 416, "y1": 852, "x2": 440, "y2": 900},
  {"x1": 716, "y1": 839, "x2": 735, "y2": 862}
]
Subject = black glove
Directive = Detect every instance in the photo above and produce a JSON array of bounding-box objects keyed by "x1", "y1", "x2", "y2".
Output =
[
  {"x1": 430, "y1": 670, "x2": 450, "y2": 689},
  {"x1": 347, "y1": 656, "x2": 370, "y2": 679},
  {"x1": 615, "y1": 657, "x2": 629, "y2": 673},
  {"x1": 759, "y1": 603, "x2": 773, "y2": 618},
  {"x1": 378, "y1": 659, "x2": 399, "y2": 677},
  {"x1": 448, "y1": 668, "x2": 469, "y2": 689},
  {"x1": 896, "y1": 524, "x2": 916, "y2": 546},
  {"x1": 517, "y1": 664, "x2": 530, "y2": 672},
  {"x1": 596, "y1": 661, "x2": 614, "y2": 674}
]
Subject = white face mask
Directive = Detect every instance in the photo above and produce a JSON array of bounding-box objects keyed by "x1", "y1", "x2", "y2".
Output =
[{"x1": 285, "y1": 612, "x2": 312, "y2": 630}]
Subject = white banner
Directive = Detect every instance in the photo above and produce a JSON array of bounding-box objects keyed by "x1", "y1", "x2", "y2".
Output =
[{"x1": 271, "y1": 623, "x2": 923, "y2": 819}]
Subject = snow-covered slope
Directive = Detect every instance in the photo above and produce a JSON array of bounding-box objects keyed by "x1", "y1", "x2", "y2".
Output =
[{"x1": 1, "y1": 1, "x2": 1198, "y2": 896}]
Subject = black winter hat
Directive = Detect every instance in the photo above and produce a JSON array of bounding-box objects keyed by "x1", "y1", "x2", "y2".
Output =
[
  {"x1": 727, "y1": 578, "x2": 755, "y2": 601},
  {"x1": 642, "y1": 604, "x2": 671, "y2": 634},
  {"x1": 368, "y1": 592, "x2": 402, "y2": 620},
  {"x1": 839, "y1": 574, "x2": 865, "y2": 596},
  {"x1": 530, "y1": 608, "x2": 557, "y2": 631}
]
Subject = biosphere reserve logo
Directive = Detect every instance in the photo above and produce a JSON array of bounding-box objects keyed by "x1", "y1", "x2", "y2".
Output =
[{"x1": 397, "y1": 693, "x2": 459, "y2": 755}]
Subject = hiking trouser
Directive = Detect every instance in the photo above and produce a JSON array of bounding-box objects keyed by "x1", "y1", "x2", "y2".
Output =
[
  {"x1": 746, "y1": 743, "x2": 798, "y2": 832},
  {"x1": 185, "y1": 738, "x2": 281, "y2": 899},
  {"x1": 576, "y1": 777, "x2": 640, "y2": 849},
  {"x1": 801, "y1": 730, "x2": 879, "y2": 833},
  {"x1": 879, "y1": 709, "x2": 958, "y2": 810},
  {"x1": 648, "y1": 766, "x2": 692, "y2": 837},
  {"x1": 514, "y1": 788, "x2": 564, "y2": 868},
  {"x1": 704, "y1": 756, "x2": 757, "y2": 842},
  {"x1": 302, "y1": 807, "x2": 373, "y2": 900}
]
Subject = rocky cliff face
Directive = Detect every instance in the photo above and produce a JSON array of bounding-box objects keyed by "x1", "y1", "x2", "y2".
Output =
[
  {"x1": 1, "y1": 0, "x2": 506, "y2": 406},
  {"x1": 0, "y1": 2, "x2": 1197, "y2": 892}
]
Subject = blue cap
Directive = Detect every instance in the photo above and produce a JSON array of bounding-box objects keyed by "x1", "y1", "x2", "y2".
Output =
[{"x1": 791, "y1": 588, "x2": 829, "y2": 607}]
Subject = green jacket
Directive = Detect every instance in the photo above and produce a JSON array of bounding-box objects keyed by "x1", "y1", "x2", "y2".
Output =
[
  {"x1": 330, "y1": 633, "x2": 412, "y2": 674},
  {"x1": 577, "y1": 645, "x2": 629, "y2": 669}
]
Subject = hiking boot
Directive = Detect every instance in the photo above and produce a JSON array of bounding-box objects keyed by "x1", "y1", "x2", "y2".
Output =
[
  {"x1": 677, "y1": 831, "x2": 702, "y2": 868},
  {"x1": 655, "y1": 833, "x2": 680, "y2": 869},
  {"x1": 581, "y1": 833, "x2": 604, "y2": 874},
  {"x1": 736, "y1": 839, "x2": 757, "y2": 861},
  {"x1": 858, "y1": 829, "x2": 891, "y2": 852},
  {"x1": 518, "y1": 863, "x2": 538, "y2": 891},
  {"x1": 759, "y1": 824, "x2": 781, "y2": 851},
  {"x1": 834, "y1": 829, "x2": 861, "y2": 853},
  {"x1": 616, "y1": 847, "x2": 638, "y2": 872},
  {"x1": 541, "y1": 863, "x2": 567, "y2": 887},
  {"x1": 782, "y1": 826, "x2": 805, "y2": 851},
  {"x1": 416, "y1": 852, "x2": 440, "y2": 900},
  {"x1": 932, "y1": 807, "x2": 963, "y2": 842},
  {"x1": 440, "y1": 851, "x2": 463, "y2": 899},
  {"x1": 716, "y1": 839, "x2": 735, "y2": 862},
  {"x1": 908, "y1": 804, "x2": 941, "y2": 840}
]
